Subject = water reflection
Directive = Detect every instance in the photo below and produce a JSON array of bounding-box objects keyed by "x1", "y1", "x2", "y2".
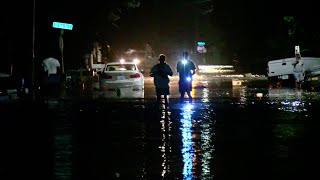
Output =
[
  {"x1": 54, "y1": 134, "x2": 73, "y2": 179},
  {"x1": 180, "y1": 103, "x2": 194, "y2": 179},
  {"x1": 48, "y1": 100, "x2": 73, "y2": 180},
  {"x1": 178, "y1": 102, "x2": 215, "y2": 179},
  {"x1": 95, "y1": 89, "x2": 144, "y2": 99},
  {"x1": 266, "y1": 88, "x2": 310, "y2": 112},
  {"x1": 267, "y1": 88, "x2": 302, "y2": 101},
  {"x1": 197, "y1": 103, "x2": 215, "y2": 179},
  {"x1": 277, "y1": 100, "x2": 307, "y2": 112},
  {"x1": 160, "y1": 106, "x2": 172, "y2": 178},
  {"x1": 232, "y1": 86, "x2": 247, "y2": 104},
  {"x1": 271, "y1": 103, "x2": 308, "y2": 175},
  {"x1": 201, "y1": 83, "x2": 209, "y2": 103}
]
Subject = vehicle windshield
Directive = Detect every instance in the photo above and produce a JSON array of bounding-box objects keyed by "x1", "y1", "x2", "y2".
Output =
[{"x1": 106, "y1": 64, "x2": 136, "y2": 71}]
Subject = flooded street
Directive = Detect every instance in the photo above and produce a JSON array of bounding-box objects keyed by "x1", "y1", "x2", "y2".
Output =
[{"x1": 1, "y1": 75, "x2": 320, "y2": 179}]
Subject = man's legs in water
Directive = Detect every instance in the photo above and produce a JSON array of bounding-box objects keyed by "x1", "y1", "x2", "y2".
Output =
[
  {"x1": 186, "y1": 91, "x2": 192, "y2": 99},
  {"x1": 180, "y1": 88, "x2": 186, "y2": 97},
  {"x1": 186, "y1": 80, "x2": 192, "y2": 99},
  {"x1": 157, "y1": 94, "x2": 161, "y2": 103},
  {"x1": 164, "y1": 95, "x2": 168, "y2": 104},
  {"x1": 179, "y1": 79, "x2": 188, "y2": 100}
]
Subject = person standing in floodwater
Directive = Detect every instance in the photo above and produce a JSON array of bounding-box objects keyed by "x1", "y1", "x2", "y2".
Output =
[
  {"x1": 150, "y1": 54, "x2": 173, "y2": 104},
  {"x1": 41, "y1": 56, "x2": 61, "y2": 99},
  {"x1": 292, "y1": 52, "x2": 305, "y2": 90},
  {"x1": 176, "y1": 51, "x2": 196, "y2": 100}
]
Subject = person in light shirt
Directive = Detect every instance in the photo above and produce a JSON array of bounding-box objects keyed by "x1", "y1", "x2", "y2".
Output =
[
  {"x1": 292, "y1": 52, "x2": 305, "y2": 90},
  {"x1": 41, "y1": 56, "x2": 61, "y2": 98},
  {"x1": 42, "y1": 56, "x2": 60, "y2": 76}
]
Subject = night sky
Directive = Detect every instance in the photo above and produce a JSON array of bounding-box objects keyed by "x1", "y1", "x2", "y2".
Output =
[{"x1": 3, "y1": 0, "x2": 319, "y2": 77}]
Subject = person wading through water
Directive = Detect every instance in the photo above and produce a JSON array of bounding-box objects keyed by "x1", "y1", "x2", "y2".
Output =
[{"x1": 150, "y1": 54, "x2": 173, "y2": 104}]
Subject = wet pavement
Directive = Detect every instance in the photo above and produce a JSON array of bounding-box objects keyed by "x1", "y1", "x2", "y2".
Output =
[{"x1": 1, "y1": 75, "x2": 320, "y2": 180}]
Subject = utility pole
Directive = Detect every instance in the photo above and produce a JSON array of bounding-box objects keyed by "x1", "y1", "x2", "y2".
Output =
[
  {"x1": 32, "y1": 0, "x2": 36, "y2": 100},
  {"x1": 59, "y1": 29, "x2": 65, "y2": 73}
]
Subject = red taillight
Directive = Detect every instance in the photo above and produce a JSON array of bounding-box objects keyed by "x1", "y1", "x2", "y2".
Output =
[
  {"x1": 130, "y1": 73, "x2": 140, "y2": 78},
  {"x1": 101, "y1": 73, "x2": 112, "y2": 79}
]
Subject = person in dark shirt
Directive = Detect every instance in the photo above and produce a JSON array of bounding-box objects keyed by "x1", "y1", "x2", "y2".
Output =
[
  {"x1": 150, "y1": 54, "x2": 173, "y2": 104},
  {"x1": 176, "y1": 51, "x2": 196, "y2": 100}
]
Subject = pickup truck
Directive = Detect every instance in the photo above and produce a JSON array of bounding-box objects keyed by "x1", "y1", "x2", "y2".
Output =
[{"x1": 267, "y1": 57, "x2": 320, "y2": 88}]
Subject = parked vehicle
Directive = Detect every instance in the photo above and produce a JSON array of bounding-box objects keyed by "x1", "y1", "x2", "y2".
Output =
[
  {"x1": 98, "y1": 61, "x2": 144, "y2": 93},
  {"x1": 267, "y1": 56, "x2": 320, "y2": 88},
  {"x1": 63, "y1": 70, "x2": 81, "y2": 95},
  {"x1": 301, "y1": 69, "x2": 320, "y2": 91},
  {"x1": 0, "y1": 72, "x2": 28, "y2": 102},
  {"x1": 62, "y1": 69, "x2": 100, "y2": 95}
]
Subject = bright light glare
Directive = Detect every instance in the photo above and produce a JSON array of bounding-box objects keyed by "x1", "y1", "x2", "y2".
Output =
[
  {"x1": 186, "y1": 77, "x2": 191, "y2": 81},
  {"x1": 184, "y1": 103, "x2": 194, "y2": 111},
  {"x1": 182, "y1": 59, "x2": 187, "y2": 65},
  {"x1": 133, "y1": 58, "x2": 140, "y2": 64},
  {"x1": 120, "y1": 59, "x2": 125, "y2": 64},
  {"x1": 180, "y1": 102, "x2": 194, "y2": 179},
  {"x1": 198, "y1": 65, "x2": 235, "y2": 74},
  {"x1": 186, "y1": 104, "x2": 194, "y2": 110}
]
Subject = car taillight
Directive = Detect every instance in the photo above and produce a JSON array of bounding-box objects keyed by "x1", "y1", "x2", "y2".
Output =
[
  {"x1": 101, "y1": 73, "x2": 112, "y2": 79},
  {"x1": 130, "y1": 73, "x2": 140, "y2": 78}
]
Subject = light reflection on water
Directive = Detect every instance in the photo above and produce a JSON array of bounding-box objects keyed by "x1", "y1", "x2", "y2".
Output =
[
  {"x1": 48, "y1": 81, "x2": 320, "y2": 179},
  {"x1": 180, "y1": 103, "x2": 194, "y2": 180},
  {"x1": 160, "y1": 107, "x2": 171, "y2": 178},
  {"x1": 48, "y1": 100, "x2": 73, "y2": 180},
  {"x1": 176, "y1": 101, "x2": 215, "y2": 180},
  {"x1": 54, "y1": 134, "x2": 73, "y2": 179},
  {"x1": 232, "y1": 86, "x2": 247, "y2": 105}
]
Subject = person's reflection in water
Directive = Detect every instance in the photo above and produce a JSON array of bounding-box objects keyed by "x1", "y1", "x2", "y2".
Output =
[
  {"x1": 294, "y1": 88, "x2": 302, "y2": 101},
  {"x1": 159, "y1": 105, "x2": 171, "y2": 179}
]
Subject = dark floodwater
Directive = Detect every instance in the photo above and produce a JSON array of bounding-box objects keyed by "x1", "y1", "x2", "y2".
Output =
[
  {"x1": 1, "y1": 93, "x2": 319, "y2": 180},
  {"x1": 2, "y1": 75, "x2": 320, "y2": 180}
]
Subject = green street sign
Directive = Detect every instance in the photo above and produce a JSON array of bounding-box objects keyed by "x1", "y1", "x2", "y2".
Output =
[
  {"x1": 52, "y1": 22, "x2": 73, "y2": 30},
  {"x1": 197, "y1": 41, "x2": 205, "y2": 46}
]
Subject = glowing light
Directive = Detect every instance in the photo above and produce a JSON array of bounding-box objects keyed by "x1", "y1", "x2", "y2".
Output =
[
  {"x1": 256, "y1": 93, "x2": 263, "y2": 98},
  {"x1": 182, "y1": 59, "x2": 187, "y2": 65},
  {"x1": 198, "y1": 65, "x2": 236, "y2": 74},
  {"x1": 133, "y1": 58, "x2": 140, "y2": 64},
  {"x1": 186, "y1": 77, "x2": 191, "y2": 81},
  {"x1": 185, "y1": 103, "x2": 194, "y2": 110},
  {"x1": 180, "y1": 103, "x2": 194, "y2": 179},
  {"x1": 120, "y1": 59, "x2": 125, "y2": 64}
]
